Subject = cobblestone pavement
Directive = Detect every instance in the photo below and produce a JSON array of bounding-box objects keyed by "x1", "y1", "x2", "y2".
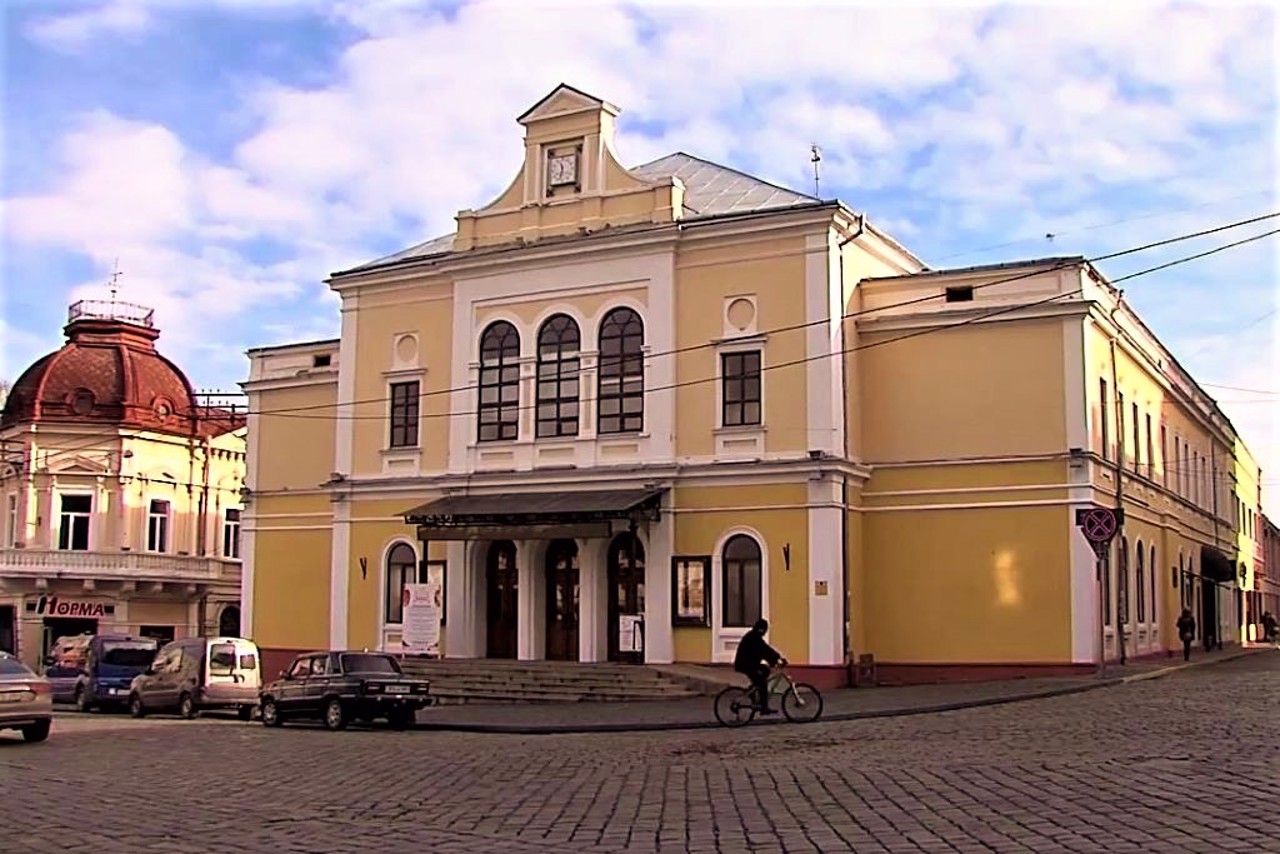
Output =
[{"x1": 3, "y1": 653, "x2": 1278, "y2": 853}]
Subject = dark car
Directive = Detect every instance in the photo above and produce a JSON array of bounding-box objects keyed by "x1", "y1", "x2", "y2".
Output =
[
  {"x1": 73, "y1": 635, "x2": 159, "y2": 712},
  {"x1": 259, "y1": 651, "x2": 431, "y2": 731}
]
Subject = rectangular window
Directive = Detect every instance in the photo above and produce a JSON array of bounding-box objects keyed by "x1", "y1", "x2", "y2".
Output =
[
  {"x1": 1117, "y1": 392, "x2": 1126, "y2": 465},
  {"x1": 222, "y1": 509, "x2": 241, "y2": 559},
  {"x1": 5, "y1": 494, "x2": 15, "y2": 548},
  {"x1": 671, "y1": 556, "x2": 710, "y2": 626},
  {"x1": 1131, "y1": 402, "x2": 1140, "y2": 472},
  {"x1": 147, "y1": 500, "x2": 170, "y2": 552},
  {"x1": 721, "y1": 351, "x2": 762, "y2": 427},
  {"x1": 389, "y1": 381, "x2": 420, "y2": 448},
  {"x1": 1099, "y1": 379, "x2": 1110, "y2": 460},
  {"x1": 58, "y1": 494, "x2": 91, "y2": 551},
  {"x1": 1192, "y1": 450, "x2": 1199, "y2": 505},
  {"x1": 944, "y1": 286, "x2": 974, "y2": 302},
  {"x1": 1144, "y1": 414, "x2": 1153, "y2": 479},
  {"x1": 1160, "y1": 425, "x2": 1168, "y2": 487}
]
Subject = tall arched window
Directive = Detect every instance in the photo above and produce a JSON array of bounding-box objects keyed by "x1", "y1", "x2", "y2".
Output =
[
  {"x1": 1119, "y1": 537, "x2": 1130, "y2": 625},
  {"x1": 597, "y1": 307, "x2": 644, "y2": 434},
  {"x1": 385, "y1": 542, "x2": 418, "y2": 624},
  {"x1": 479, "y1": 321, "x2": 520, "y2": 442},
  {"x1": 1149, "y1": 545, "x2": 1157, "y2": 624},
  {"x1": 536, "y1": 314, "x2": 581, "y2": 438},
  {"x1": 722, "y1": 534, "x2": 762, "y2": 628},
  {"x1": 1136, "y1": 540, "x2": 1145, "y2": 623}
]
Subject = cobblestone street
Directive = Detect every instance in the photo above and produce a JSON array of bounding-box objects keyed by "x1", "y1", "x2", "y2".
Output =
[{"x1": 3, "y1": 653, "x2": 1278, "y2": 853}]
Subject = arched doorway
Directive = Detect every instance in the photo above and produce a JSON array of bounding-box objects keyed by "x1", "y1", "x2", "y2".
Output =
[
  {"x1": 219, "y1": 605, "x2": 240, "y2": 638},
  {"x1": 607, "y1": 532, "x2": 645, "y2": 663},
  {"x1": 545, "y1": 539, "x2": 580, "y2": 661},
  {"x1": 486, "y1": 540, "x2": 518, "y2": 659}
]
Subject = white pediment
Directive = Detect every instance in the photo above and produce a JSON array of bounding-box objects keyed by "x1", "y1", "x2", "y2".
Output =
[
  {"x1": 50, "y1": 454, "x2": 110, "y2": 475},
  {"x1": 518, "y1": 83, "x2": 617, "y2": 125}
]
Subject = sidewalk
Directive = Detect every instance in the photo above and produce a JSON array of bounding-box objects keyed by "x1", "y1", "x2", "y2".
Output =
[{"x1": 412, "y1": 645, "x2": 1265, "y2": 735}]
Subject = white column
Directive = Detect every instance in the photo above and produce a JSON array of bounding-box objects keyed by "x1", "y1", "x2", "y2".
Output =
[
  {"x1": 807, "y1": 476, "x2": 844, "y2": 665},
  {"x1": 515, "y1": 540, "x2": 539, "y2": 660},
  {"x1": 580, "y1": 538, "x2": 607, "y2": 662},
  {"x1": 443, "y1": 541, "x2": 474, "y2": 658},
  {"x1": 328, "y1": 498, "x2": 350, "y2": 649},
  {"x1": 643, "y1": 509, "x2": 675, "y2": 665}
]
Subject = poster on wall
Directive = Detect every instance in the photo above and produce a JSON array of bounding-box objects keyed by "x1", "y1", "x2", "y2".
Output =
[
  {"x1": 618, "y1": 614, "x2": 644, "y2": 654},
  {"x1": 402, "y1": 580, "x2": 442, "y2": 657}
]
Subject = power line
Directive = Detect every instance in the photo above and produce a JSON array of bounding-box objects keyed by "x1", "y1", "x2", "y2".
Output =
[{"x1": 249, "y1": 210, "x2": 1280, "y2": 419}]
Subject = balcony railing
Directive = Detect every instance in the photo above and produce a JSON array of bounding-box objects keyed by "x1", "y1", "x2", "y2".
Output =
[
  {"x1": 68, "y1": 299, "x2": 155, "y2": 328},
  {"x1": 0, "y1": 548, "x2": 240, "y2": 585}
]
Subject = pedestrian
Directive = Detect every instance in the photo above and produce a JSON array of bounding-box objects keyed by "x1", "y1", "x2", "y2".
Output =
[
  {"x1": 1262, "y1": 611, "x2": 1277, "y2": 644},
  {"x1": 1177, "y1": 608, "x2": 1196, "y2": 662}
]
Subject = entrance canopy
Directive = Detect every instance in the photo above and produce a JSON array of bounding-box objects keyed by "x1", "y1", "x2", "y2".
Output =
[
  {"x1": 1200, "y1": 545, "x2": 1237, "y2": 584},
  {"x1": 402, "y1": 488, "x2": 664, "y2": 541}
]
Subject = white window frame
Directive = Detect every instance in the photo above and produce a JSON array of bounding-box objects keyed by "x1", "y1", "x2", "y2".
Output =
[
  {"x1": 147, "y1": 499, "x2": 171, "y2": 553},
  {"x1": 222, "y1": 508, "x2": 241, "y2": 559},
  {"x1": 5, "y1": 494, "x2": 16, "y2": 548},
  {"x1": 57, "y1": 492, "x2": 93, "y2": 551},
  {"x1": 710, "y1": 526, "x2": 771, "y2": 663}
]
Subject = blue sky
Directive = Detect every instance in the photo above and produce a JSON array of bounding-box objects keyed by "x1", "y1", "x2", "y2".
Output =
[{"x1": 2, "y1": 0, "x2": 1276, "y2": 491}]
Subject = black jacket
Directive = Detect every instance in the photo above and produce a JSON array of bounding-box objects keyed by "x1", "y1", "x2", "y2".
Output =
[{"x1": 734, "y1": 628, "x2": 781, "y2": 672}]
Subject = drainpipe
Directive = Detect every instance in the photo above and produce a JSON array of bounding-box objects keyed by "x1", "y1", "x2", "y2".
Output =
[
  {"x1": 1108, "y1": 301, "x2": 1127, "y2": 665},
  {"x1": 836, "y1": 214, "x2": 865, "y2": 680}
]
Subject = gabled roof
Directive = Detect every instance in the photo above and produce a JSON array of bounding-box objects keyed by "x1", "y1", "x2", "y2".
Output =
[
  {"x1": 337, "y1": 152, "x2": 825, "y2": 276},
  {"x1": 630, "y1": 152, "x2": 821, "y2": 217}
]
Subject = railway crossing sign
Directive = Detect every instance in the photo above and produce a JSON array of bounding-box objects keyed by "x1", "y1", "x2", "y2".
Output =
[{"x1": 1075, "y1": 507, "x2": 1124, "y2": 559}]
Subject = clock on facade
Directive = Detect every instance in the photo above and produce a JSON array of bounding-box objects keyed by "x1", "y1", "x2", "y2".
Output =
[{"x1": 547, "y1": 151, "x2": 578, "y2": 188}]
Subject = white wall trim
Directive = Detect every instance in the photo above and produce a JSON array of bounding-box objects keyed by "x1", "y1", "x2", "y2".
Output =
[
  {"x1": 807, "y1": 476, "x2": 843, "y2": 665},
  {"x1": 329, "y1": 499, "x2": 351, "y2": 649}
]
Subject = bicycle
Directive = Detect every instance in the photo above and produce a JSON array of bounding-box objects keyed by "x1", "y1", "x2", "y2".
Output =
[{"x1": 714, "y1": 662, "x2": 824, "y2": 726}]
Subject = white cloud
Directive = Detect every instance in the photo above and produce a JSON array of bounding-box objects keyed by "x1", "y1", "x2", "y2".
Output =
[{"x1": 25, "y1": 1, "x2": 151, "y2": 52}]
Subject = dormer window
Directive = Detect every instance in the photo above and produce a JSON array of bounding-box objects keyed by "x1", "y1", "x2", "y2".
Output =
[
  {"x1": 312, "y1": 354, "x2": 331, "y2": 368},
  {"x1": 945, "y1": 286, "x2": 975, "y2": 303}
]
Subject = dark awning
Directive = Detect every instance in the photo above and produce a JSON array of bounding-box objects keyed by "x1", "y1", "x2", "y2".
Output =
[
  {"x1": 402, "y1": 488, "x2": 664, "y2": 541},
  {"x1": 1200, "y1": 545, "x2": 1237, "y2": 583}
]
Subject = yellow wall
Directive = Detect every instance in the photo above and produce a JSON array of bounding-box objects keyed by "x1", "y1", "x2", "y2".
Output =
[
  {"x1": 859, "y1": 318, "x2": 1066, "y2": 462},
  {"x1": 673, "y1": 483, "x2": 810, "y2": 661},
  {"x1": 345, "y1": 499, "x2": 436, "y2": 651},
  {"x1": 863, "y1": 504, "x2": 1072, "y2": 662},
  {"x1": 254, "y1": 385, "x2": 336, "y2": 492},
  {"x1": 250, "y1": 494, "x2": 332, "y2": 651},
  {"x1": 674, "y1": 237, "x2": 811, "y2": 458}
]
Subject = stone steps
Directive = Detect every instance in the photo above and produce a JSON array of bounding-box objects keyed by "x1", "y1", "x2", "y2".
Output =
[{"x1": 398, "y1": 658, "x2": 708, "y2": 705}]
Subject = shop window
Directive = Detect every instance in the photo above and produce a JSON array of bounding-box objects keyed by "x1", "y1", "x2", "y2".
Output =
[
  {"x1": 222, "y1": 509, "x2": 241, "y2": 559},
  {"x1": 671, "y1": 556, "x2": 710, "y2": 626},
  {"x1": 388, "y1": 381, "x2": 420, "y2": 448},
  {"x1": 597, "y1": 307, "x2": 644, "y2": 435},
  {"x1": 535, "y1": 314, "x2": 581, "y2": 438},
  {"x1": 722, "y1": 534, "x2": 762, "y2": 628},
  {"x1": 478, "y1": 321, "x2": 520, "y2": 442},
  {"x1": 140, "y1": 625, "x2": 175, "y2": 646},
  {"x1": 1102, "y1": 553, "x2": 1112, "y2": 626},
  {"x1": 58, "y1": 494, "x2": 91, "y2": 551},
  {"x1": 147, "y1": 500, "x2": 170, "y2": 552},
  {"x1": 721, "y1": 351, "x2": 762, "y2": 427}
]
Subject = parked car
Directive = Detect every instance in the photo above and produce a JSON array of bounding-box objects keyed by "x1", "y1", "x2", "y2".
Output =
[
  {"x1": 73, "y1": 635, "x2": 159, "y2": 713},
  {"x1": 0, "y1": 651, "x2": 53, "y2": 742},
  {"x1": 259, "y1": 651, "x2": 431, "y2": 731},
  {"x1": 129, "y1": 636, "x2": 261, "y2": 721},
  {"x1": 43, "y1": 633, "x2": 93, "y2": 703}
]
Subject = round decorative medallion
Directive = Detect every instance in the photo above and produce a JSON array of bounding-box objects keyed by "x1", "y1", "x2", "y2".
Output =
[
  {"x1": 727, "y1": 297, "x2": 756, "y2": 331},
  {"x1": 70, "y1": 388, "x2": 95, "y2": 416},
  {"x1": 395, "y1": 334, "x2": 418, "y2": 364}
]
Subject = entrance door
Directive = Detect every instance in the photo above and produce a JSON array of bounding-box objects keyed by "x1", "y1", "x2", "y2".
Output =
[
  {"x1": 545, "y1": 540, "x2": 580, "y2": 661},
  {"x1": 486, "y1": 541, "x2": 518, "y2": 659},
  {"x1": 607, "y1": 532, "x2": 645, "y2": 663}
]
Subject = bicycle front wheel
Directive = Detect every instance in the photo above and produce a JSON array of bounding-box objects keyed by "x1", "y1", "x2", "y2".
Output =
[
  {"x1": 782, "y1": 683, "x2": 823, "y2": 723},
  {"x1": 714, "y1": 686, "x2": 756, "y2": 727}
]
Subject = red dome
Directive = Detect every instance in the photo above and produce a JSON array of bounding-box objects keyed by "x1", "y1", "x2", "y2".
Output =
[{"x1": 1, "y1": 301, "x2": 229, "y2": 437}]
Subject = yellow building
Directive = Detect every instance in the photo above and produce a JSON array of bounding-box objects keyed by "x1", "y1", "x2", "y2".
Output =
[
  {"x1": 0, "y1": 300, "x2": 246, "y2": 668},
  {"x1": 244, "y1": 85, "x2": 1261, "y2": 685}
]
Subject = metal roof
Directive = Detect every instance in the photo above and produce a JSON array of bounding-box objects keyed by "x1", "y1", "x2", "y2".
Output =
[
  {"x1": 403, "y1": 488, "x2": 663, "y2": 523},
  {"x1": 338, "y1": 152, "x2": 822, "y2": 276},
  {"x1": 870, "y1": 256, "x2": 1086, "y2": 281}
]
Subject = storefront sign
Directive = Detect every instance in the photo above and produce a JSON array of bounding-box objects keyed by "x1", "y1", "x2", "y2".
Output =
[
  {"x1": 28, "y1": 596, "x2": 110, "y2": 618},
  {"x1": 402, "y1": 581, "x2": 441, "y2": 656}
]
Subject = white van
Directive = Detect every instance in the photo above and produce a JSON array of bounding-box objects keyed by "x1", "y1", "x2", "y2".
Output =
[{"x1": 128, "y1": 636, "x2": 261, "y2": 721}]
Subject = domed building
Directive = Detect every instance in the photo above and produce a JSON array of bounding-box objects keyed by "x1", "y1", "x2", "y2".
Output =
[{"x1": 0, "y1": 299, "x2": 246, "y2": 669}]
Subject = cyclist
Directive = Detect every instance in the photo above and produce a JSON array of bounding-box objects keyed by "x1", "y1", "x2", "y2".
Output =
[{"x1": 733, "y1": 618, "x2": 785, "y2": 715}]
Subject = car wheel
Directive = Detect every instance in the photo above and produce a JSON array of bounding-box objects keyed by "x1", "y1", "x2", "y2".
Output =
[
  {"x1": 260, "y1": 698, "x2": 283, "y2": 728},
  {"x1": 323, "y1": 697, "x2": 347, "y2": 731},
  {"x1": 178, "y1": 692, "x2": 197, "y2": 720},
  {"x1": 74, "y1": 686, "x2": 92, "y2": 714},
  {"x1": 237, "y1": 705, "x2": 253, "y2": 722},
  {"x1": 129, "y1": 694, "x2": 146, "y2": 718},
  {"x1": 22, "y1": 719, "x2": 51, "y2": 743}
]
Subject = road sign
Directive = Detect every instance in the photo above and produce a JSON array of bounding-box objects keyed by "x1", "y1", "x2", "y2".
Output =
[{"x1": 1075, "y1": 507, "x2": 1123, "y2": 543}]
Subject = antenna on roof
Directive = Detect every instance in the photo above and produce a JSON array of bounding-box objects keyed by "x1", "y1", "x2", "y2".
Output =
[
  {"x1": 108, "y1": 258, "x2": 123, "y2": 306},
  {"x1": 810, "y1": 144, "x2": 822, "y2": 197}
]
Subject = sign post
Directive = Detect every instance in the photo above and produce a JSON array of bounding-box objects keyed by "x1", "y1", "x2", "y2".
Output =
[{"x1": 1076, "y1": 507, "x2": 1124, "y2": 676}]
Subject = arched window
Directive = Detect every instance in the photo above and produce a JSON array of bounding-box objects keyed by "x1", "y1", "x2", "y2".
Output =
[
  {"x1": 218, "y1": 605, "x2": 240, "y2": 638},
  {"x1": 1119, "y1": 537, "x2": 1130, "y2": 625},
  {"x1": 1136, "y1": 541, "x2": 1145, "y2": 623},
  {"x1": 385, "y1": 542, "x2": 418, "y2": 624},
  {"x1": 536, "y1": 314, "x2": 581, "y2": 438},
  {"x1": 722, "y1": 534, "x2": 762, "y2": 628},
  {"x1": 597, "y1": 307, "x2": 644, "y2": 434},
  {"x1": 478, "y1": 321, "x2": 520, "y2": 442},
  {"x1": 1149, "y1": 545, "x2": 1157, "y2": 624}
]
